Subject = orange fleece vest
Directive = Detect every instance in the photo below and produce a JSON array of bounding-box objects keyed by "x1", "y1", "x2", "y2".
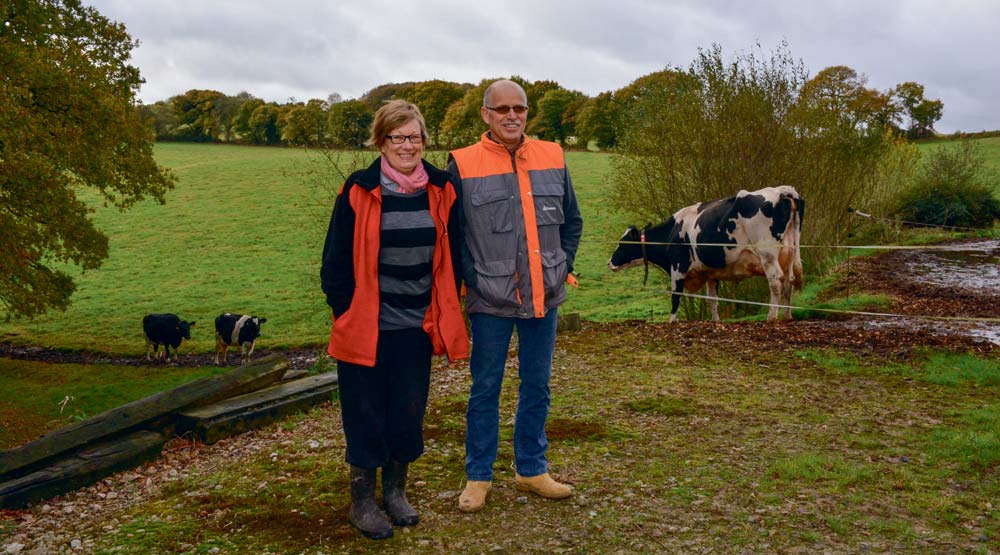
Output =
[{"x1": 326, "y1": 182, "x2": 468, "y2": 366}]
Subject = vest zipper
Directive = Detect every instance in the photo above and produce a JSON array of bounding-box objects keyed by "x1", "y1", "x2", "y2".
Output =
[{"x1": 509, "y1": 148, "x2": 524, "y2": 308}]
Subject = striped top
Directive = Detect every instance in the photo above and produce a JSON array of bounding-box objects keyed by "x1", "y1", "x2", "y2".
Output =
[{"x1": 378, "y1": 176, "x2": 435, "y2": 330}]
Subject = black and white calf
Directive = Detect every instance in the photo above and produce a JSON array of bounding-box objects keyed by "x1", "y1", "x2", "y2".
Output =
[
  {"x1": 214, "y1": 313, "x2": 267, "y2": 365},
  {"x1": 142, "y1": 314, "x2": 196, "y2": 362},
  {"x1": 609, "y1": 186, "x2": 804, "y2": 321}
]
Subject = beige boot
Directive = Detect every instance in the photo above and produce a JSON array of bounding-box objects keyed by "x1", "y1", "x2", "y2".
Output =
[
  {"x1": 458, "y1": 480, "x2": 491, "y2": 513},
  {"x1": 514, "y1": 472, "x2": 573, "y2": 499}
]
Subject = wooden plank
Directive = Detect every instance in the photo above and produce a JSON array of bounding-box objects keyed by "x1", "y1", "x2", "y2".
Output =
[
  {"x1": 0, "y1": 353, "x2": 289, "y2": 479},
  {"x1": 194, "y1": 354, "x2": 290, "y2": 407},
  {"x1": 0, "y1": 430, "x2": 165, "y2": 509},
  {"x1": 177, "y1": 373, "x2": 338, "y2": 444},
  {"x1": 280, "y1": 369, "x2": 309, "y2": 382}
]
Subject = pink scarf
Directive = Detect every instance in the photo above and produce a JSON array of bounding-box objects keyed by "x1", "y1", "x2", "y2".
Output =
[{"x1": 380, "y1": 156, "x2": 429, "y2": 194}]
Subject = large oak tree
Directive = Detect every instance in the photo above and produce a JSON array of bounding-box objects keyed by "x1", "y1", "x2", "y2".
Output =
[
  {"x1": 1, "y1": 0, "x2": 175, "y2": 317},
  {"x1": 894, "y1": 81, "x2": 944, "y2": 139},
  {"x1": 395, "y1": 80, "x2": 467, "y2": 144},
  {"x1": 326, "y1": 99, "x2": 373, "y2": 148},
  {"x1": 528, "y1": 87, "x2": 586, "y2": 145}
]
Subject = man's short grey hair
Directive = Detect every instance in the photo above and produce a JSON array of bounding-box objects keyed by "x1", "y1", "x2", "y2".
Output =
[{"x1": 483, "y1": 79, "x2": 528, "y2": 107}]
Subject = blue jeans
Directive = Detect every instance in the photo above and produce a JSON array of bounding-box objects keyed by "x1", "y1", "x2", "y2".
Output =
[{"x1": 465, "y1": 308, "x2": 558, "y2": 481}]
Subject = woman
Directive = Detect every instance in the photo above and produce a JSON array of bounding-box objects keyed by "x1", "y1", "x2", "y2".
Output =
[{"x1": 320, "y1": 100, "x2": 468, "y2": 540}]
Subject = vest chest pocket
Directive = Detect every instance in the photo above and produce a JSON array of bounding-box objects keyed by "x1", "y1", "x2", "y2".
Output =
[
  {"x1": 470, "y1": 185, "x2": 513, "y2": 233},
  {"x1": 531, "y1": 181, "x2": 564, "y2": 226}
]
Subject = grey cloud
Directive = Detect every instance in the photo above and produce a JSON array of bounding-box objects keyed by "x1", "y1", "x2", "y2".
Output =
[{"x1": 87, "y1": 0, "x2": 1000, "y2": 132}]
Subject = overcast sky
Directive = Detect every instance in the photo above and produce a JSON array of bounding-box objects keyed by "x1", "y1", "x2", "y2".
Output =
[{"x1": 86, "y1": 0, "x2": 1000, "y2": 133}]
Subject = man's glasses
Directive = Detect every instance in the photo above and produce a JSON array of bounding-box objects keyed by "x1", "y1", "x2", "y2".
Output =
[
  {"x1": 386, "y1": 134, "x2": 424, "y2": 144},
  {"x1": 485, "y1": 105, "x2": 528, "y2": 115}
]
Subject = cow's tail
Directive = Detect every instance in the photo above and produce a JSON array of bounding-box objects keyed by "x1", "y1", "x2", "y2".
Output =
[{"x1": 786, "y1": 192, "x2": 805, "y2": 291}]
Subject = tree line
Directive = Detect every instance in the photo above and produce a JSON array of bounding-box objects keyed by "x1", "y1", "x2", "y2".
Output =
[{"x1": 137, "y1": 69, "x2": 945, "y2": 150}]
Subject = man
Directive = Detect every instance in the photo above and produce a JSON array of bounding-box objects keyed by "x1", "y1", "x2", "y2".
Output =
[{"x1": 448, "y1": 79, "x2": 583, "y2": 513}]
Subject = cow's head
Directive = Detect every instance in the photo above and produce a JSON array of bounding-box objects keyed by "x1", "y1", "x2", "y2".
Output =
[
  {"x1": 178, "y1": 320, "x2": 196, "y2": 340},
  {"x1": 608, "y1": 226, "x2": 645, "y2": 271},
  {"x1": 245, "y1": 316, "x2": 267, "y2": 340}
]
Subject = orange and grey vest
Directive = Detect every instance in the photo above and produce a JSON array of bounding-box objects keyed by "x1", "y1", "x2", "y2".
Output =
[{"x1": 449, "y1": 133, "x2": 583, "y2": 318}]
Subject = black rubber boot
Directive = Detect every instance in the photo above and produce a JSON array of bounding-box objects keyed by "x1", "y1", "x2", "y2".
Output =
[
  {"x1": 348, "y1": 465, "x2": 393, "y2": 539},
  {"x1": 382, "y1": 460, "x2": 419, "y2": 526}
]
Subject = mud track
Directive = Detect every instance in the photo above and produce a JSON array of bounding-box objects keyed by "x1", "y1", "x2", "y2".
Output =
[
  {"x1": 843, "y1": 241, "x2": 1000, "y2": 319},
  {"x1": 0, "y1": 345, "x2": 323, "y2": 369}
]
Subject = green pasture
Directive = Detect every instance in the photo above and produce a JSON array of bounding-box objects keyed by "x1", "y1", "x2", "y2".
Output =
[
  {"x1": 0, "y1": 143, "x2": 679, "y2": 354},
  {"x1": 1, "y1": 137, "x2": 999, "y2": 355},
  {"x1": 2, "y1": 143, "x2": 341, "y2": 353},
  {"x1": 919, "y1": 136, "x2": 1000, "y2": 180}
]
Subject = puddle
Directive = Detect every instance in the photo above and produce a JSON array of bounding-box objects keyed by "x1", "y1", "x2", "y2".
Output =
[
  {"x1": 964, "y1": 323, "x2": 1000, "y2": 345},
  {"x1": 902, "y1": 240, "x2": 1000, "y2": 293},
  {"x1": 841, "y1": 316, "x2": 1000, "y2": 346}
]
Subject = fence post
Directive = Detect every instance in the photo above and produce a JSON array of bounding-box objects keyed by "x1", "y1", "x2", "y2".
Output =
[{"x1": 846, "y1": 209, "x2": 854, "y2": 299}]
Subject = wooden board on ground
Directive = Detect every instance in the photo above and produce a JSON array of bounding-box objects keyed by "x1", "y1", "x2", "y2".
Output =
[
  {"x1": 195, "y1": 354, "x2": 292, "y2": 406},
  {"x1": 0, "y1": 430, "x2": 165, "y2": 509},
  {"x1": 280, "y1": 368, "x2": 309, "y2": 382},
  {"x1": 176, "y1": 372, "x2": 338, "y2": 444},
  {"x1": 0, "y1": 354, "x2": 289, "y2": 479}
]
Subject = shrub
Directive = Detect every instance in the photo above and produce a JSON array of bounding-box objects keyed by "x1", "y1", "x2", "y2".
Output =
[
  {"x1": 608, "y1": 43, "x2": 921, "y2": 319},
  {"x1": 609, "y1": 43, "x2": 917, "y2": 277},
  {"x1": 893, "y1": 140, "x2": 1000, "y2": 228}
]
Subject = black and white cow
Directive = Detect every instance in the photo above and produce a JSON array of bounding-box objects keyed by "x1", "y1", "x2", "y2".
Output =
[
  {"x1": 608, "y1": 186, "x2": 804, "y2": 321},
  {"x1": 142, "y1": 314, "x2": 196, "y2": 362},
  {"x1": 214, "y1": 313, "x2": 267, "y2": 365}
]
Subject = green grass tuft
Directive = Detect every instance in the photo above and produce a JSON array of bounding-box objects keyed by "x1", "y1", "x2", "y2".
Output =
[
  {"x1": 921, "y1": 352, "x2": 1000, "y2": 386},
  {"x1": 928, "y1": 405, "x2": 1000, "y2": 470},
  {"x1": 770, "y1": 452, "x2": 877, "y2": 488},
  {"x1": 797, "y1": 350, "x2": 868, "y2": 374}
]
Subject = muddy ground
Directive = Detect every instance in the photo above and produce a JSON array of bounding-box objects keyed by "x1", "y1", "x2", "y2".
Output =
[
  {"x1": 839, "y1": 240, "x2": 1000, "y2": 320},
  {"x1": 0, "y1": 345, "x2": 323, "y2": 370}
]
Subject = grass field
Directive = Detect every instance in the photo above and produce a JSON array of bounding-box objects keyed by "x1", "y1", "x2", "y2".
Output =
[
  {"x1": 2, "y1": 144, "x2": 344, "y2": 353},
  {"x1": 0, "y1": 143, "x2": 693, "y2": 354},
  {"x1": 918, "y1": 136, "x2": 1000, "y2": 179},
  {"x1": 2, "y1": 137, "x2": 998, "y2": 354}
]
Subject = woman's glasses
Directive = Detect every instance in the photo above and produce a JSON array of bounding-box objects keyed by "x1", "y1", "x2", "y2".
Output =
[{"x1": 386, "y1": 134, "x2": 425, "y2": 144}]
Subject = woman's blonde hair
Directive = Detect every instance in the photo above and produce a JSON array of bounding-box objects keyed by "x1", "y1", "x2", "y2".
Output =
[{"x1": 368, "y1": 99, "x2": 428, "y2": 148}]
